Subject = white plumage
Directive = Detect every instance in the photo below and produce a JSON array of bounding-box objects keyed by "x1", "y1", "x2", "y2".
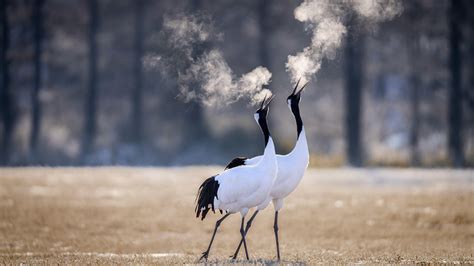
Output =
[
  {"x1": 215, "y1": 138, "x2": 277, "y2": 215},
  {"x1": 195, "y1": 96, "x2": 277, "y2": 261},
  {"x1": 231, "y1": 81, "x2": 309, "y2": 260},
  {"x1": 242, "y1": 129, "x2": 309, "y2": 211}
]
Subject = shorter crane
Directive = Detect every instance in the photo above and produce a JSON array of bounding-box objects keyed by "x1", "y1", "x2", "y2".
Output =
[{"x1": 195, "y1": 95, "x2": 278, "y2": 261}]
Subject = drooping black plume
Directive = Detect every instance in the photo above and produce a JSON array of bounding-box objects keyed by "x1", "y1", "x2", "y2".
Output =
[{"x1": 195, "y1": 175, "x2": 220, "y2": 220}]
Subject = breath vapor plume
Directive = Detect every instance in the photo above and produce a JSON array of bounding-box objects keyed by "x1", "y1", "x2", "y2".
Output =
[
  {"x1": 153, "y1": 13, "x2": 272, "y2": 108},
  {"x1": 180, "y1": 50, "x2": 272, "y2": 107},
  {"x1": 286, "y1": 0, "x2": 402, "y2": 85}
]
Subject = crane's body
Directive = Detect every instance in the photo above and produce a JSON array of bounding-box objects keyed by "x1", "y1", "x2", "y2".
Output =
[
  {"x1": 243, "y1": 128, "x2": 309, "y2": 211},
  {"x1": 195, "y1": 96, "x2": 277, "y2": 261},
  {"x1": 214, "y1": 137, "x2": 277, "y2": 215},
  {"x1": 230, "y1": 80, "x2": 309, "y2": 260}
]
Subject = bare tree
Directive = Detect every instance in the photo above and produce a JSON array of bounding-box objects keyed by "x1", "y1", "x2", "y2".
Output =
[
  {"x1": 406, "y1": 1, "x2": 422, "y2": 167},
  {"x1": 469, "y1": 2, "x2": 474, "y2": 111},
  {"x1": 258, "y1": 0, "x2": 269, "y2": 68},
  {"x1": 344, "y1": 21, "x2": 364, "y2": 167},
  {"x1": 409, "y1": 75, "x2": 421, "y2": 166},
  {"x1": 466, "y1": 0, "x2": 474, "y2": 158},
  {"x1": 447, "y1": 0, "x2": 465, "y2": 167},
  {"x1": 81, "y1": 0, "x2": 99, "y2": 163},
  {"x1": 29, "y1": 0, "x2": 45, "y2": 162},
  {"x1": 0, "y1": 0, "x2": 12, "y2": 165},
  {"x1": 182, "y1": 0, "x2": 208, "y2": 144},
  {"x1": 131, "y1": 0, "x2": 144, "y2": 146}
]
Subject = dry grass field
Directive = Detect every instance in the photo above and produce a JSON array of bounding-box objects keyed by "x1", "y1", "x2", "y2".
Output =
[{"x1": 0, "y1": 167, "x2": 473, "y2": 265}]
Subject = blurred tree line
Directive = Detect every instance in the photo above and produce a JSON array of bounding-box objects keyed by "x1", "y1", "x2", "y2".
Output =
[{"x1": 0, "y1": 0, "x2": 473, "y2": 167}]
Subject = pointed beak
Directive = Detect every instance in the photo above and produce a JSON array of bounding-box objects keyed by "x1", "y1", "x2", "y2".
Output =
[
  {"x1": 259, "y1": 94, "x2": 267, "y2": 110},
  {"x1": 263, "y1": 94, "x2": 275, "y2": 109},
  {"x1": 295, "y1": 82, "x2": 309, "y2": 95},
  {"x1": 291, "y1": 78, "x2": 302, "y2": 96}
]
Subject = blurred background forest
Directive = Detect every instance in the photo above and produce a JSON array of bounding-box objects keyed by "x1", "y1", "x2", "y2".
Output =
[{"x1": 0, "y1": 0, "x2": 473, "y2": 167}]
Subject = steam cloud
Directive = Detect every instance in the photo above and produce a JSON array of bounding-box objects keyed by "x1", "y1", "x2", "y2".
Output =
[
  {"x1": 159, "y1": 14, "x2": 272, "y2": 108},
  {"x1": 286, "y1": 0, "x2": 402, "y2": 85},
  {"x1": 179, "y1": 50, "x2": 272, "y2": 107}
]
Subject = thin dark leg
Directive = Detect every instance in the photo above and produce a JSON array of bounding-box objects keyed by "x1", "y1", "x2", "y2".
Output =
[
  {"x1": 199, "y1": 213, "x2": 231, "y2": 261},
  {"x1": 231, "y1": 210, "x2": 259, "y2": 259},
  {"x1": 240, "y1": 216, "x2": 250, "y2": 260},
  {"x1": 274, "y1": 211, "x2": 280, "y2": 260}
]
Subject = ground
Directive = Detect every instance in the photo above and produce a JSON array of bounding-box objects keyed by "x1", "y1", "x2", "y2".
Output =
[{"x1": 0, "y1": 167, "x2": 473, "y2": 265}]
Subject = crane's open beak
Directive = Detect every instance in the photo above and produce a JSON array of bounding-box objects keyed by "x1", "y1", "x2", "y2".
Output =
[
  {"x1": 295, "y1": 82, "x2": 308, "y2": 95},
  {"x1": 258, "y1": 92, "x2": 275, "y2": 111},
  {"x1": 290, "y1": 78, "x2": 309, "y2": 97},
  {"x1": 291, "y1": 78, "x2": 302, "y2": 96},
  {"x1": 263, "y1": 94, "x2": 275, "y2": 109},
  {"x1": 259, "y1": 94, "x2": 268, "y2": 110}
]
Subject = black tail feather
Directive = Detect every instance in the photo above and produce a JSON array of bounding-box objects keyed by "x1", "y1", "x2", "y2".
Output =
[{"x1": 195, "y1": 175, "x2": 220, "y2": 220}]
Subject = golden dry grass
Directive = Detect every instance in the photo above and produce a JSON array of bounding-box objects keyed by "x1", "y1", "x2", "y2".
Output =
[{"x1": 0, "y1": 167, "x2": 473, "y2": 265}]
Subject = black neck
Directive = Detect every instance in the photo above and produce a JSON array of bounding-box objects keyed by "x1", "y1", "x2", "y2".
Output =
[
  {"x1": 258, "y1": 117, "x2": 270, "y2": 146},
  {"x1": 291, "y1": 103, "x2": 303, "y2": 138}
]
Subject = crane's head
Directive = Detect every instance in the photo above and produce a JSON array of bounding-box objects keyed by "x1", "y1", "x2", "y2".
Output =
[
  {"x1": 254, "y1": 93, "x2": 274, "y2": 123},
  {"x1": 287, "y1": 78, "x2": 308, "y2": 109}
]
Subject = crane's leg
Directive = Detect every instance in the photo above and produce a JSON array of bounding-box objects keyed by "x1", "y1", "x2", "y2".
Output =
[
  {"x1": 240, "y1": 216, "x2": 250, "y2": 260},
  {"x1": 231, "y1": 210, "x2": 259, "y2": 259},
  {"x1": 274, "y1": 211, "x2": 281, "y2": 260},
  {"x1": 199, "y1": 213, "x2": 231, "y2": 261}
]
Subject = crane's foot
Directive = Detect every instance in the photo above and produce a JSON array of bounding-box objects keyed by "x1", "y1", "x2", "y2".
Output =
[{"x1": 198, "y1": 251, "x2": 209, "y2": 262}]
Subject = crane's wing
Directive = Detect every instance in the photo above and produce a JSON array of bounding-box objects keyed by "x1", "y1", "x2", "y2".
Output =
[
  {"x1": 224, "y1": 157, "x2": 248, "y2": 169},
  {"x1": 244, "y1": 155, "x2": 262, "y2": 166},
  {"x1": 215, "y1": 166, "x2": 262, "y2": 206},
  {"x1": 224, "y1": 155, "x2": 263, "y2": 170}
]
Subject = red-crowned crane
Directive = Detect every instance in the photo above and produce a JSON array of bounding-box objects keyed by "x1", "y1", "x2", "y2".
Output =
[
  {"x1": 231, "y1": 80, "x2": 310, "y2": 260},
  {"x1": 195, "y1": 95, "x2": 278, "y2": 261}
]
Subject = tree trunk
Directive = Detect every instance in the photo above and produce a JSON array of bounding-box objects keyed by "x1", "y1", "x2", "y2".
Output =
[
  {"x1": 81, "y1": 0, "x2": 99, "y2": 163},
  {"x1": 410, "y1": 76, "x2": 421, "y2": 166},
  {"x1": 467, "y1": 0, "x2": 474, "y2": 158},
  {"x1": 191, "y1": 0, "x2": 201, "y2": 10},
  {"x1": 447, "y1": 0, "x2": 464, "y2": 167},
  {"x1": 131, "y1": 0, "x2": 144, "y2": 146},
  {"x1": 29, "y1": 0, "x2": 44, "y2": 162},
  {"x1": 469, "y1": 1, "x2": 474, "y2": 112},
  {"x1": 0, "y1": 0, "x2": 12, "y2": 165},
  {"x1": 344, "y1": 23, "x2": 364, "y2": 167},
  {"x1": 184, "y1": 0, "x2": 208, "y2": 144},
  {"x1": 258, "y1": 0, "x2": 269, "y2": 68}
]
